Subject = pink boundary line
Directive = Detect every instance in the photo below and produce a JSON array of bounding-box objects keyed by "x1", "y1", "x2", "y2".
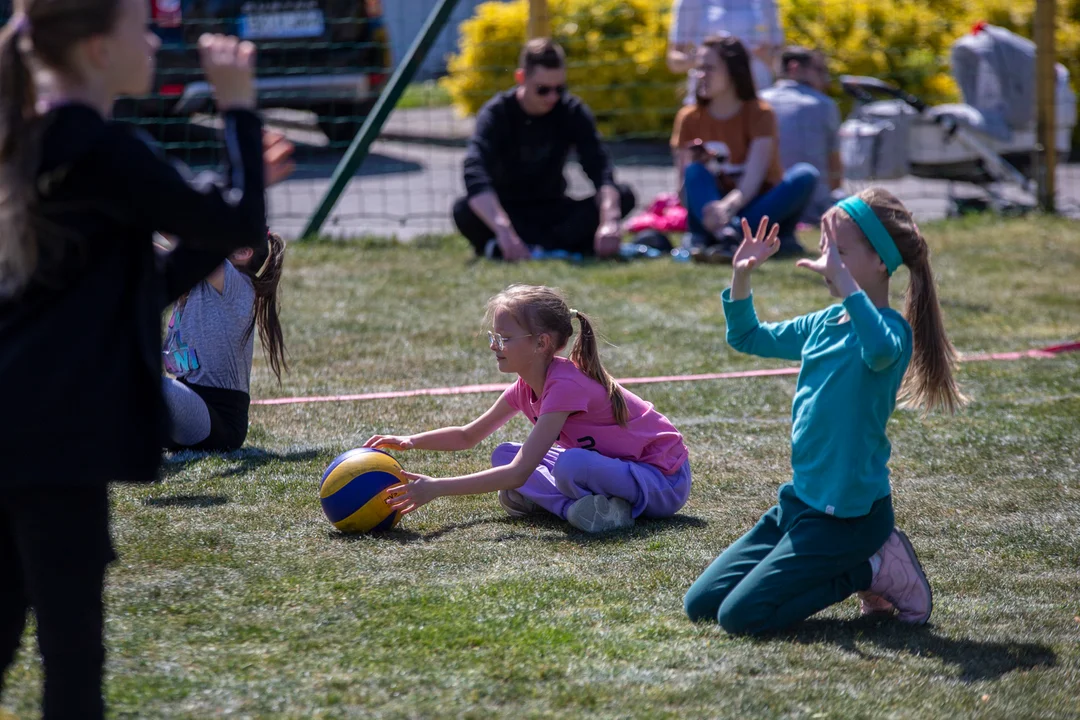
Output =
[{"x1": 251, "y1": 342, "x2": 1080, "y2": 407}]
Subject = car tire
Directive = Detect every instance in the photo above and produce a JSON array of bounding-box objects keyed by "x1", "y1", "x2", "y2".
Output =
[{"x1": 314, "y1": 100, "x2": 377, "y2": 146}]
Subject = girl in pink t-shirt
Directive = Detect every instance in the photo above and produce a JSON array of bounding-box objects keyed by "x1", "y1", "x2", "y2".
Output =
[{"x1": 363, "y1": 284, "x2": 692, "y2": 533}]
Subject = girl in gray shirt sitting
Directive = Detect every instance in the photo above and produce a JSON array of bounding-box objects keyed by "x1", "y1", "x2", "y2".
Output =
[{"x1": 162, "y1": 230, "x2": 288, "y2": 451}]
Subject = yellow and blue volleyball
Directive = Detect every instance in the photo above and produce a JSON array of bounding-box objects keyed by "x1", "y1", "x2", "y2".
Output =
[{"x1": 319, "y1": 448, "x2": 407, "y2": 533}]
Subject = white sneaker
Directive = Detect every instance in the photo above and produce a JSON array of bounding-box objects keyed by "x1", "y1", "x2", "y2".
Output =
[
  {"x1": 498, "y1": 489, "x2": 537, "y2": 518},
  {"x1": 566, "y1": 495, "x2": 634, "y2": 533}
]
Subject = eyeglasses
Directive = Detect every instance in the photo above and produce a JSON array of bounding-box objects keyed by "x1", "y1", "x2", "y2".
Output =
[
  {"x1": 535, "y1": 83, "x2": 567, "y2": 97},
  {"x1": 488, "y1": 331, "x2": 533, "y2": 352}
]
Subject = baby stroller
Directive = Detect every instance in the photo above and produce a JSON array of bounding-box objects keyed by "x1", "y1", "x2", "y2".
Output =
[{"x1": 838, "y1": 23, "x2": 1078, "y2": 216}]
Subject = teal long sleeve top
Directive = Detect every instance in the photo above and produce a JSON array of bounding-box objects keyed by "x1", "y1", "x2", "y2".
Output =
[{"x1": 722, "y1": 288, "x2": 913, "y2": 518}]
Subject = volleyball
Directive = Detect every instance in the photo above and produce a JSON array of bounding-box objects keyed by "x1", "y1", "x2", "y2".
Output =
[{"x1": 319, "y1": 448, "x2": 407, "y2": 533}]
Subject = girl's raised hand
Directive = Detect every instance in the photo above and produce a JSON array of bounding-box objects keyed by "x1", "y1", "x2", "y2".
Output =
[
  {"x1": 795, "y1": 235, "x2": 861, "y2": 297},
  {"x1": 795, "y1": 234, "x2": 842, "y2": 281},
  {"x1": 732, "y1": 216, "x2": 781, "y2": 273},
  {"x1": 384, "y1": 471, "x2": 435, "y2": 515},
  {"x1": 198, "y1": 34, "x2": 257, "y2": 110},
  {"x1": 362, "y1": 434, "x2": 414, "y2": 451}
]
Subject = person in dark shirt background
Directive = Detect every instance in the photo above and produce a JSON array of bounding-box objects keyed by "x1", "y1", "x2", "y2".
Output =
[{"x1": 452, "y1": 38, "x2": 637, "y2": 261}]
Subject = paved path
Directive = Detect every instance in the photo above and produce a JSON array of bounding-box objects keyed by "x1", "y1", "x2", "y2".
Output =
[{"x1": 263, "y1": 107, "x2": 1080, "y2": 240}]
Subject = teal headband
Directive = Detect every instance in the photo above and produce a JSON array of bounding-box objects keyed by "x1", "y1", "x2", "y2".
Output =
[{"x1": 836, "y1": 197, "x2": 903, "y2": 275}]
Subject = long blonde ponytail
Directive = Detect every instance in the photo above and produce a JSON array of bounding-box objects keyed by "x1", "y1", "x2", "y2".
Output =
[{"x1": 857, "y1": 187, "x2": 968, "y2": 414}]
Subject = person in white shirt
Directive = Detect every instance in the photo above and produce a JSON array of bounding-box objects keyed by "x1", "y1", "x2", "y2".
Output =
[{"x1": 667, "y1": 0, "x2": 784, "y2": 102}]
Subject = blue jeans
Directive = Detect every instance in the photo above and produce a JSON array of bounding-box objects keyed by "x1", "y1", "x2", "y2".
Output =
[{"x1": 684, "y1": 162, "x2": 819, "y2": 247}]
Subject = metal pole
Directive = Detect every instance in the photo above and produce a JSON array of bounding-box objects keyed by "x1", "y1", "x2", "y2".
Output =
[
  {"x1": 301, "y1": 0, "x2": 463, "y2": 239},
  {"x1": 1035, "y1": 0, "x2": 1057, "y2": 213},
  {"x1": 528, "y1": 0, "x2": 550, "y2": 39}
]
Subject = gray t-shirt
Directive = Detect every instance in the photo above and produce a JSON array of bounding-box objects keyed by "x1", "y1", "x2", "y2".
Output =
[
  {"x1": 163, "y1": 260, "x2": 256, "y2": 392},
  {"x1": 759, "y1": 79, "x2": 841, "y2": 222}
]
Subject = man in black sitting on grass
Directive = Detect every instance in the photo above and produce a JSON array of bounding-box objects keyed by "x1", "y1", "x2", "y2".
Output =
[{"x1": 452, "y1": 38, "x2": 636, "y2": 261}]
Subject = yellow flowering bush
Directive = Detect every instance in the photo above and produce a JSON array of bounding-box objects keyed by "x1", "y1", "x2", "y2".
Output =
[
  {"x1": 779, "y1": 0, "x2": 962, "y2": 110},
  {"x1": 782, "y1": 0, "x2": 1080, "y2": 116},
  {"x1": 441, "y1": 0, "x2": 683, "y2": 139},
  {"x1": 442, "y1": 0, "x2": 1080, "y2": 144}
]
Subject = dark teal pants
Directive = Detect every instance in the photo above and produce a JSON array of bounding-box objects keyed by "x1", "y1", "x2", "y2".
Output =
[{"x1": 684, "y1": 482, "x2": 894, "y2": 635}]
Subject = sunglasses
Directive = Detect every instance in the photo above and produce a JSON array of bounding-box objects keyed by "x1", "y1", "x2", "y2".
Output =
[
  {"x1": 488, "y1": 331, "x2": 533, "y2": 352},
  {"x1": 535, "y1": 83, "x2": 567, "y2": 97}
]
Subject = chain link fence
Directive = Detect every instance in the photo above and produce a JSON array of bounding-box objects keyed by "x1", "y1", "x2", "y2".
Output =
[{"x1": 3, "y1": 0, "x2": 1078, "y2": 240}]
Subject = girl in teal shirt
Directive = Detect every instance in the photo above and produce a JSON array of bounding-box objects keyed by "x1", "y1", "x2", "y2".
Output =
[{"x1": 685, "y1": 187, "x2": 966, "y2": 635}]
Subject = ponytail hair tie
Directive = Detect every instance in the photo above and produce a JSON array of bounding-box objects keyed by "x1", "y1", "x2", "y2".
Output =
[
  {"x1": 254, "y1": 233, "x2": 273, "y2": 278},
  {"x1": 569, "y1": 308, "x2": 579, "y2": 319}
]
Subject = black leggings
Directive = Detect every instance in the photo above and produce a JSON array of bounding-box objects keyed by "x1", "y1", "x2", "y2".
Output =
[
  {"x1": 164, "y1": 380, "x2": 251, "y2": 453},
  {"x1": 0, "y1": 485, "x2": 114, "y2": 720},
  {"x1": 453, "y1": 183, "x2": 637, "y2": 257}
]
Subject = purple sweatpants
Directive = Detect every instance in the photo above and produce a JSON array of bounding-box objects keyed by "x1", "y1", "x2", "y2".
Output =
[{"x1": 491, "y1": 442, "x2": 692, "y2": 520}]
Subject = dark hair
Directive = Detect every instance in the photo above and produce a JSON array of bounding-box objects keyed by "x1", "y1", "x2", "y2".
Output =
[
  {"x1": 519, "y1": 37, "x2": 565, "y2": 76},
  {"x1": 0, "y1": 0, "x2": 123, "y2": 300},
  {"x1": 486, "y1": 284, "x2": 629, "y2": 427},
  {"x1": 781, "y1": 45, "x2": 815, "y2": 71},
  {"x1": 840, "y1": 188, "x2": 968, "y2": 414},
  {"x1": 237, "y1": 231, "x2": 288, "y2": 385},
  {"x1": 696, "y1": 35, "x2": 757, "y2": 105}
]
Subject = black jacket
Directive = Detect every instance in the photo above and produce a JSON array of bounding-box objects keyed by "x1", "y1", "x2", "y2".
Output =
[
  {"x1": 0, "y1": 104, "x2": 266, "y2": 487},
  {"x1": 463, "y1": 89, "x2": 616, "y2": 204}
]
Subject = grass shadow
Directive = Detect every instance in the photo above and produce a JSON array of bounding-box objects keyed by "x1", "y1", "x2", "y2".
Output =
[
  {"x1": 777, "y1": 617, "x2": 1058, "y2": 682},
  {"x1": 326, "y1": 512, "x2": 709, "y2": 545},
  {"x1": 328, "y1": 516, "x2": 498, "y2": 544},
  {"x1": 160, "y1": 447, "x2": 322, "y2": 480},
  {"x1": 553, "y1": 513, "x2": 710, "y2": 546},
  {"x1": 142, "y1": 494, "x2": 230, "y2": 509},
  {"x1": 454, "y1": 512, "x2": 710, "y2": 546}
]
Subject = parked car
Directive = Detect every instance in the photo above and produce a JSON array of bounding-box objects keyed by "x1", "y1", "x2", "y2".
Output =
[{"x1": 0, "y1": 0, "x2": 392, "y2": 144}]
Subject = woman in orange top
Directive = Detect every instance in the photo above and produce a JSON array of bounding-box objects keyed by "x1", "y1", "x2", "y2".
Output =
[{"x1": 672, "y1": 35, "x2": 818, "y2": 259}]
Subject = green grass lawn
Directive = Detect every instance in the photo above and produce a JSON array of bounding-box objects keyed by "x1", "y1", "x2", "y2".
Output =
[{"x1": 4, "y1": 216, "x2": 1079, "y2": 718}]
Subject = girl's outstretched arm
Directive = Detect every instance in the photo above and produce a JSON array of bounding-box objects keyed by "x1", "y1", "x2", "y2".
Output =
[
  {"x1": 724, "y1": 218, "x2": 817, "y2": 360},
  {"x1": 131, "y1": 37, "x2": 263, "y2": 253},
  {"x1": 159, "y1": 131, "x2": 296, "y2": 307},
  {"x1": 383, "y1": 411, "x2": 571, "y2": 515},
  {"x1": 364, "y1": 396, "x2": 519, "y2": 453}
]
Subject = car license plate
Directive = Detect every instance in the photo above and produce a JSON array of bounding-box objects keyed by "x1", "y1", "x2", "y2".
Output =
[{"x1": 239, "y1": 10, "x2": 325, "y2": 39}]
